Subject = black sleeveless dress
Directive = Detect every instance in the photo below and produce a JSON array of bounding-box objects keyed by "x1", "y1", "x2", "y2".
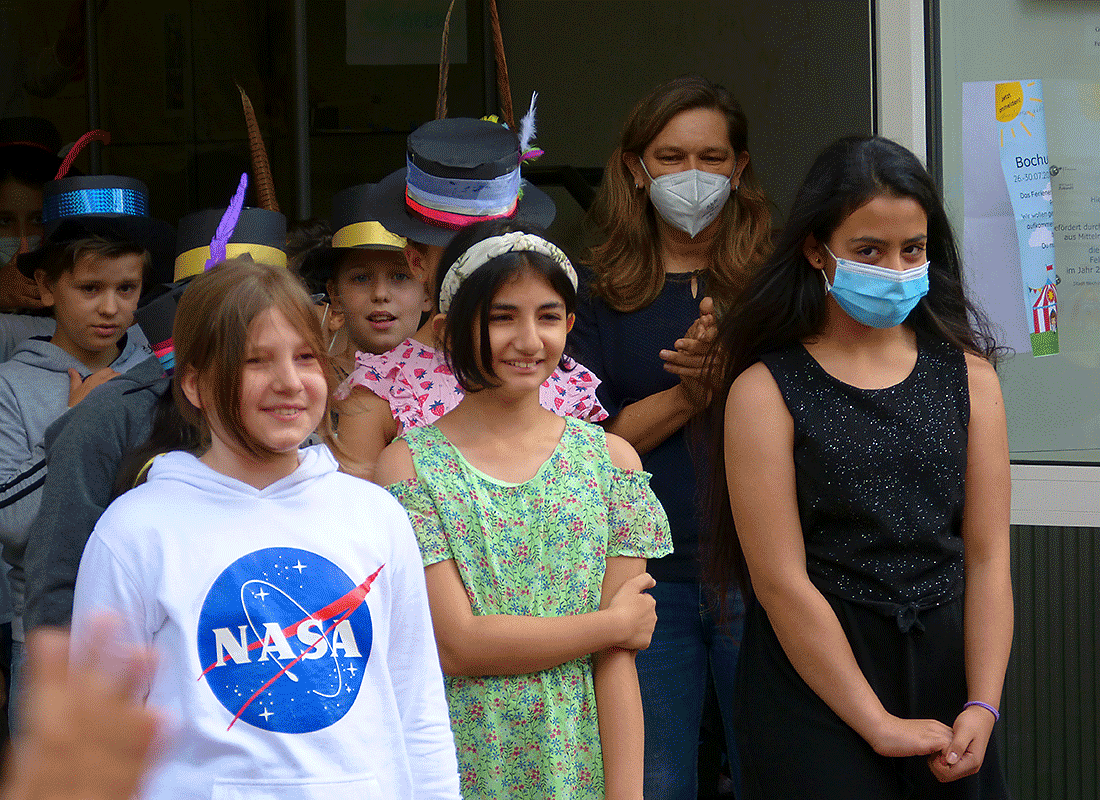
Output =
[{"x1": 734, "y1": 340, "x2": 1009, "y2": 800}]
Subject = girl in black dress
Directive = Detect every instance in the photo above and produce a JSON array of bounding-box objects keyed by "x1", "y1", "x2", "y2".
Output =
[{"x1": 708, "y1": 136, "x2": 1012, "y2": 799}]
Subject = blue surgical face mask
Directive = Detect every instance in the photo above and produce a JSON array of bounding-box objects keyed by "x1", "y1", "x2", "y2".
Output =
[{"x1": 822, "y1": 245, "x2": 929, "y2": 328}]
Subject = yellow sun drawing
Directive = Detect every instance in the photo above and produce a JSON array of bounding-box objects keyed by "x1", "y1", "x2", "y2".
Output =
[{"x1": 996, "y1": 81, "x2": 1042, "y2": 148}]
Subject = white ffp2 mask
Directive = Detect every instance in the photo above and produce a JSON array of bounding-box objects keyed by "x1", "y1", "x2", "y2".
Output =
[{"x1": 641, "y1": 161, "x2": 731, "y2": 237}]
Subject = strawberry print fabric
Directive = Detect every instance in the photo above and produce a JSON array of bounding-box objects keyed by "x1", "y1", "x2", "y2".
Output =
[{"x1": 334, "y1": 339, "x2": 608, "y2": 430}]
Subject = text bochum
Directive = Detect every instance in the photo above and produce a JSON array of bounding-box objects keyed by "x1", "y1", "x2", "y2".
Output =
[{"x1": 1016, "y1": 154, "x2": 1048, "y2": 169}]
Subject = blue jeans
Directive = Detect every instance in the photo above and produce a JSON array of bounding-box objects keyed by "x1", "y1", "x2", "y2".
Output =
[{"x1": 636, "y1": 581, "x2": 745, "y2": 800}]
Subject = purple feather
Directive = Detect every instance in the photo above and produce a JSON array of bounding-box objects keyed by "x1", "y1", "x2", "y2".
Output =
[{"x1": 205, "y1": 172, "x2": 249, "y2": 271}]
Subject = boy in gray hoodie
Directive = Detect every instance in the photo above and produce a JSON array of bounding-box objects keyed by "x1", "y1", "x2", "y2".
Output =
[{"x1": 0, "y1": 172, "x2": 172, "y2": 728}]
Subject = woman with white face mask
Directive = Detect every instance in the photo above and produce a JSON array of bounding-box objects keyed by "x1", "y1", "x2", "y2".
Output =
[{"x1": 569, "y1": 76, "x2": 772, "y2": 800}]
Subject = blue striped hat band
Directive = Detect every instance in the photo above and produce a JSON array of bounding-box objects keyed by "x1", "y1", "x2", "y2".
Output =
[
  {"x1": 42, "y1": 187, "x2": 149, "y2": 223},
  {"x1": 404, "y1": 156, "x2": 520, "y2": 219}
]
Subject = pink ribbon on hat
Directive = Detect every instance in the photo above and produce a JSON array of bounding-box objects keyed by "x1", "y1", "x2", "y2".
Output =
[{"x1": 405, "y1": 190, "x2": 517, "y2": 230}]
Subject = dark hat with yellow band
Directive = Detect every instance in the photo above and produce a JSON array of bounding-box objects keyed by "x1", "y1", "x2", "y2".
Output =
[
  {"x1": 298, "y1": 183, "x2": 406, "y2": 288},
  {"x1": 331, "y1": 183, "x2": 406, "y2": 251},
  {"x1": 173, "y1": 206, "x2": 286, "y2": 281}
]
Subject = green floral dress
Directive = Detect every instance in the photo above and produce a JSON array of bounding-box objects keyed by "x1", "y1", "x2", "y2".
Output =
[{"x1": 388, "y1": 417, "x2": 671, "y2": 800}]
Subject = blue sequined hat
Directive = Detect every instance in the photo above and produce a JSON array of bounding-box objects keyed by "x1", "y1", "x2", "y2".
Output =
[{"x1": 18, "y1": 175, "x2": 176, "y2": 285}]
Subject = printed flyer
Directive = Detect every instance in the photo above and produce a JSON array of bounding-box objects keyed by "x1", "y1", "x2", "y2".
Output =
[{"x1": 996, "y1": 80, "x2": 1059, "y2": 356}]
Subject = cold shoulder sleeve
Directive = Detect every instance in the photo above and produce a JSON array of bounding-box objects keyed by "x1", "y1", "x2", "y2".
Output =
[
  {"x1": 605, "y1": 466, "x2": 672, "y2": 559},
  {"x1": 386, "y1": 477, "x2": 453, "y2": 567}
]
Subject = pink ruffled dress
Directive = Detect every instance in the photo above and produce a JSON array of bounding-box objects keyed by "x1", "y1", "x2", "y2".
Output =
[{"x1": 335, "y1": 339, "x2": 608, "y2": 431}]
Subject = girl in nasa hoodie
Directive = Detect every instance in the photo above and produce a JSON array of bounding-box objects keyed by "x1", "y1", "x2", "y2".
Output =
[{"x1": 71, "y1": 258, "x2": 461, "y2": 800}]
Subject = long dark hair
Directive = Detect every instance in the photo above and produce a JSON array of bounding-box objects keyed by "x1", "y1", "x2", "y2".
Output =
[{"x1": 702, "y1": 135, "x2": 1002, "y2": 599}]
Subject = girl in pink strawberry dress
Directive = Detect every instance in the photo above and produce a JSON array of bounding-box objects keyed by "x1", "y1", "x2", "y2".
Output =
[
  {"x1": 336, "y1": 338, "x2": 606, "y2": 431},
  {"x1": 333, "y1": 304, "x2": 607, "y2": 484}
]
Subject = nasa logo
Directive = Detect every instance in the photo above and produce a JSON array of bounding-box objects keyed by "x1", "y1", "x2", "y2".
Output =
[{"x1": 197, "y1": 547, "x2": 381, "y2": 733}]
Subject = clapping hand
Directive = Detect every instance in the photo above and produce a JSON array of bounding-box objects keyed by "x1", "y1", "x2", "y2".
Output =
[{"x1": 659, "y1": 296, "x2": 717, "y2": 406}]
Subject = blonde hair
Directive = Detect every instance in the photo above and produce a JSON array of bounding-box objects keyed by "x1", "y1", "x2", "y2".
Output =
[
  {"x1": 586, "y1": 76, "x2": 772, "y2": 312},
  {"x1": 172, "y1": 258, "x2": 341, "y2": 460}
]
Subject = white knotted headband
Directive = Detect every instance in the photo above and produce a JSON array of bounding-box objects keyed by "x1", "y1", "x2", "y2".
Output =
[{"x1": 437, "y1": 231, "x2": 578, "y2": 314}]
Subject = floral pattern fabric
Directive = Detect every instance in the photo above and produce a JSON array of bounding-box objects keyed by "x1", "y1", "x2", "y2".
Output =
[
  {"x1": 387, "y1": 418, "x2": 671, "y2": 800},
  {"x1": 334, "y1": 339, "x2": 608, "y2": 430}
]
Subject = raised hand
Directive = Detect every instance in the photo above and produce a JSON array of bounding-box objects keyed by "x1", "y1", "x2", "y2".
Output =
[
  {"x1": 0, "y1": 256, "x2": 44, "y2": 311},
  {"x1": 2, "y1": 617, "x2": 160, "y2": 800},
  {"x1": 660, "y1": 296, "x2": 717, "y2": 406}
]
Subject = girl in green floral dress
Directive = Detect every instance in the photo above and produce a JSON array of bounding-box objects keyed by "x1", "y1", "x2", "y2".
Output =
[{"x1": 376, "y1": 219, "x2": 672, "y2": 800}]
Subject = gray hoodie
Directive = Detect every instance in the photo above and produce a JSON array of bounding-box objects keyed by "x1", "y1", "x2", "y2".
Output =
[
  {"x1": 0, "y1": 327, "x2": 150, "y2": 637},
  {"x1": 0, "y1": 314, "x2": 54, "y2": 363},
  {"x1": 23, "y1": 354, "x2": 168, "y2": 631}
]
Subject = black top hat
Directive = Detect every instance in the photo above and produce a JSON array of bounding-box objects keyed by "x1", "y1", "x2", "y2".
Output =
[
  {"x1": 18, "y1": 175, "x2": 176, "y2": 285},
  {"x1": 372, "y1": 117, "x2": 555, "y2": 248},
  {"x1": 331, "y1": 183, "x2": 406, "y2": 251},
  {"x1": 0, "y1": 117, "x2": 63, "y2": 184},
  {"x1": 300, "y1": 183, "x2": 407, "y2": 288},
  {"x1": 174, "y1": 206, "x2": 287, "y2": 281}
]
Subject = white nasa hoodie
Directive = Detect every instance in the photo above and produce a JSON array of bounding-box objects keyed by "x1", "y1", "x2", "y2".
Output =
[{"x1": 72, "y1": 445, "x2": 460, "y2": 800}]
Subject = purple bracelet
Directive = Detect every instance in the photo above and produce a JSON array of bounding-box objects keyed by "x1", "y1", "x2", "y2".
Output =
[{"x1": 963, "y1": 701, "x2": 1000, "y2": 722}]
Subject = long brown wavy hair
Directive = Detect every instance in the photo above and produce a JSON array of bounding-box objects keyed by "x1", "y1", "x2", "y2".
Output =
[{"x1": 585, "y1": 76, "x2": 772, "y2": 312}]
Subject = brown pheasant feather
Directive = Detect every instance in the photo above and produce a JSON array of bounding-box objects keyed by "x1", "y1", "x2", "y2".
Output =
[
  {"x1": 487, "y1": 0, "x2": 514, "y2": 129},
  {"x1": 436, "y1": 0, "x2": 457, "y2": 120},
  {"x1": 237, "y1": 83, "x2": 280, "y2": 213}
]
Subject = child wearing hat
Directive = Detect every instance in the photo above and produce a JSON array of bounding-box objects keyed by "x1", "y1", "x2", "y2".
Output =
[
  {"x1": 0, "y1": 173, "x2": 170, "y2": 727},
  {"x1": 322, "y1": 184, "x2": 430, "y2": 379},
  {"x1": 305, "y1": 185, "x2": 431, "y2": 475},
  {"x1": 332, "y1": 120, "x2": 606, "y2": 477}
]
